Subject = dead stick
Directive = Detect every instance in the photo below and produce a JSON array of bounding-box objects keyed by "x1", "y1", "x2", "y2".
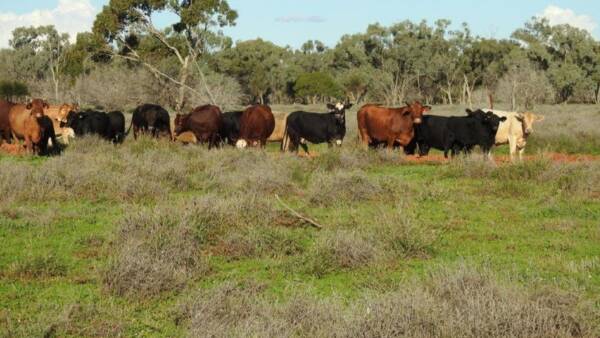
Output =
[{"x1": 275, "y1": 195, "x2": 323, "y2": 229}]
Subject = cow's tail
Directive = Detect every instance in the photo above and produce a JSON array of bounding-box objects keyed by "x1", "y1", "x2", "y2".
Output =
[
  {"x1": 125, "y1": 118, "x2": 134, "y2": 137},
  {"x1": 281, "y1": 124, "x2": 289, "y2": 152}
]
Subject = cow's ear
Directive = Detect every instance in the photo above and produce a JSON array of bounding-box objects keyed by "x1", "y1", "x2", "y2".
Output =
[
  {"x1": 402, "y1": 110, "x2": 411, "y2": 116},
  {"x1": 326, "y1": 103, "x2": 336, "y2": 110},
  {"x1": 465, "y1": 109, "x2": 473, "y2": 115},
  {"x1": 26, "y1": 103, "x2": 32, "y2": 109},
  {"x1": 500, "y1": 117, "x2": 507, "y2": 122},
  {"x1": 43, "y1": 102, "x2": 49, "y2": 109},
  {"x1": 344, "y1": 103, "x2": 353, "y2": 110},
  {"x1": 515, "y1": 113, "x2": 524, "y2": 122},
  {"x1": 535, "y1": 115, "x2": 545, "y2": 122}
]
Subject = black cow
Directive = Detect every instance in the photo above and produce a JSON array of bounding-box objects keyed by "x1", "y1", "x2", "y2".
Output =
[
  {"x1": 282, "y1": 103, "x2": 353, "y2": 154},
  {"x1": 416, "y1": 109, "x2": 506, "y2": 158},
  {"x1": 129, "y1": 104, "x2": 172, "y2": 140},
  {"x1": 220, "y1": 111, "x2": 243, "y2": 146},
  {"x1": 108, "y1": 111, "x2": 126, "y2": 144},
  {"x1": 63, "y1": 110, "x2": 110, "y2": 139},
  {"x1": 62, "y1": 110, "x2": 126, "y2": 144},
  {"x1": 37, "y1": 115, "x2": 61, "y2": 156}
]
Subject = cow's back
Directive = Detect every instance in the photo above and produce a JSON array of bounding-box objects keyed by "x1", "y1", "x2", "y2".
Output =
[
  {"x1": 8, "y1": 104, "x2": 30, "y2": 138},
  {"x1": 239, "y1": 105, "x2": 275, "y2": 142},
  {"x1": 489, "y1": 110, "x2": 519, "y2": 145},
  {"x1": 268, "y1": 112, "x2": 288, "y2": 142}
]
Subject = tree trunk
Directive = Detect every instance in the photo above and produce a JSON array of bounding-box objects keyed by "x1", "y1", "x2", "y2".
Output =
[
  {"x1": 176, "y1": 56, "x2": 191, "y2": 113},
  {"x1": 511, "y1": 79, "x2": 517, "y2": 111},
  {"x1": 487, "y1": 90, "x2": 494, "y2": 109},
  {"x1": 595, "y1": 83, "x2": 600, "y2": 104},
  {"x1": 463, "y1": 75, "x2": 473, "y2": 109},
  {"x1": 49, "y1": 65, "x2": 60, "y2": 102}
]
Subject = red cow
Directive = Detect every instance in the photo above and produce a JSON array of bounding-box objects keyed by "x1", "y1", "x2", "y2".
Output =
[
  {"x1": 174, "y1": 105, "x2": 223, "y2": 149},
  {"x1": 357, "y1": 101, "x2": 431, "y2": 149},
  {"x1": 236, "y1": 105, "x2": 275, "y2": 148}
]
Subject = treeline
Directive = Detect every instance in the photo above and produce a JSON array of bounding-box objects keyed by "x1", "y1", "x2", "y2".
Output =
[{"x1": 0, "y1": 0, "x2": 599, "y2": 112}]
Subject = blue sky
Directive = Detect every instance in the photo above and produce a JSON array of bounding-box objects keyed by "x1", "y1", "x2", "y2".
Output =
[{"x1": 0, "y1": 0, "x2": 598, "y2": 48}]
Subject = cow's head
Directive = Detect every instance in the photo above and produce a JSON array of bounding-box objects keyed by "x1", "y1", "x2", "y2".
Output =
[
  {"x1": 405, "y1": 101, "x2": 431, "y2": 124},
  {"x1": 61, "y1": 111, "x2": 80, "y2": 129},
  {"x1": 327, "y1": 102, "x2": 352, "y2": 146},
  {"x1": 467, "y1": 109, "x2": 507, "y2": 133},
  {"x1": 174, "y1": 113, "x2": 190, "y2": 136},
  {"x1": 26, "y1": 99, "x2": 49, "y2": 118},
  {"x1": 516, "y1": 112, "x2": 544, "y2": 136},
  {"x1": 327, "y1": 102, "x2": 353, "y2": 125},
  {"x1": 57, "y1": 104, "x2": 79, "y2": 124}
]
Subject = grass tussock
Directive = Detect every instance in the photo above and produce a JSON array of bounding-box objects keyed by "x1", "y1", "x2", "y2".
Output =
[
  {"x1": 217, "y1": 226, "x2": 307, "y2": 260},
  {"x1": 443, "y1": 156, "x2": 600, "y2": 199},
  {"x1": 41, "y1": 303, "x2": 126, "y2": 338},
  {"x1": 307, "y1": 170, "x2": 396, "y2": 207},
  {"x1": 5, "y1": 254, "x2": 68, "y2": 279},
  {"x1": 299, "y1": 207, "x2": 437, "y2": 276},
  {"x1": 179, "y1": 264, "x2": 593, "y2": 338},
  {"x1": 103, "y1": 205, "x2": 208, "y2": 298}
]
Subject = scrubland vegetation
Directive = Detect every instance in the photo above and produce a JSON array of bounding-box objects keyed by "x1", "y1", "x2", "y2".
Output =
[{"x1": 1, "y1": 104, "x2": 600, "y2": 336}]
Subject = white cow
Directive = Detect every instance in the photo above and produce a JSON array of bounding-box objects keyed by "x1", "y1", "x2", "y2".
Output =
[{"x1": 490, "y1": 110, "x2": 545, "y2": 161}]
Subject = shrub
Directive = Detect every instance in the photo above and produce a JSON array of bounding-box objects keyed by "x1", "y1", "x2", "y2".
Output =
[
  {"x1": 103, "y1": 206, "x2": 208, "y2": 298},
  {"x1": 307, "y1": 170, "x2": 395, "y2": 207}
]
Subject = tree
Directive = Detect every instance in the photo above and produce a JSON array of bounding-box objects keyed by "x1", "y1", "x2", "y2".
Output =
[
  {"x1": 293, "y1": 72, "x2": 342, "y2": 104},
  {"x1": 93, "y1": 0, "x2": 237, "y2": 112},
  {"x1": 0, "y1": 80, "x2": 29, "y2": 102},
  {"x1": 9, "y1": 25, "x2": 70, "y2": 102},
  {"x1": 214, "y1": 39, "x2": 290, "y2": 103}
]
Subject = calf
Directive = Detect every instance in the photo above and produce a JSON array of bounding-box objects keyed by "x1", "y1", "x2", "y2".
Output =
[
  {"x1": 220, "y1": 111, "x2": 243, "y2": 146},
  {"x1": 236, "y1": 105, "x2": 275, "y2": 148},
  {"x1": 357, "y1": 101, "x2": 431, "y2": 150},
  {"x1": 174, "y1": 105, "x2": 223, "y2": 149},
  {"x1": 283, "y1": 102, "x2": 352, "y2": 154},
  {"x1": 129, "y1": 104, "x2": 172, "y2": 140}
]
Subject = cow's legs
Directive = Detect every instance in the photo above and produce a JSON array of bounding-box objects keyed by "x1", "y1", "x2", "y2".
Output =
[
  {"x1": 300, "y1": 142, "x2": 309, "y2": 155},
  {"x1": 518, "y1": 147, "x2": 525, "y2": 161},
  {"x1": 508, "y1": 135, "x2": 518, "y2": 162}
]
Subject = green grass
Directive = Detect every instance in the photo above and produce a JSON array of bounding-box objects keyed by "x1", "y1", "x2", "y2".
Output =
[{"x1": 1, "y1": 105, "x2": 600, "y2": 337}]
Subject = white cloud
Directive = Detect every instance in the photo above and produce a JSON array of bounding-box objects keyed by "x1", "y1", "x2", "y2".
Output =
[
  {"x1": 275, "y1": 15, "x2": 326, "y2": 23},
  {"x1": 0, "y1": 0, "x2": 97, "y2": 48},
  {"x1": 539, "y1": 5, "x2": 597, "y2": 33}
]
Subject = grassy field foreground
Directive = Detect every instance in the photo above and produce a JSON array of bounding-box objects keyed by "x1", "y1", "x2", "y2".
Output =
[{"x1": 1, "y1": 104, "x2": 600, "y2": 337}]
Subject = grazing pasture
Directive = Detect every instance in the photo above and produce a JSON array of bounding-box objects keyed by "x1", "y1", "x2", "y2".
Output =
[{"x1": 1, "y1": 104, "x2": 600, "y2": 337}]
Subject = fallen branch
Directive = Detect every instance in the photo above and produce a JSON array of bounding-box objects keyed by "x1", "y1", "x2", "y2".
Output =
[{"x1": 275, "y1": 195, "x2": 323, "y2": 229}]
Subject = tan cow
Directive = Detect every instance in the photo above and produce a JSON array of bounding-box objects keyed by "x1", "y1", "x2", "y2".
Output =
[
  {"x1": 45, "y1": 103, "x2": 78, "y2": 143},
  {"x1": 8, "y1": 99, "x2": 48, "y2": 153},
  {"x1": 490, "y1": 110, "x2": 545, "y2": 161},
  {"x1": 269, "y1": 111, "x2": 288, "y2": 150}
]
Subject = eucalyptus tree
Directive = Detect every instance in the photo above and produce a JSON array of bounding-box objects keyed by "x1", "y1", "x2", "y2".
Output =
[
  {"x1": 93, "y1": 0, "x2": 237, "y2": 112},
  {"x1": 9, "y1": 25, "x2": 70, "y2": 101}
]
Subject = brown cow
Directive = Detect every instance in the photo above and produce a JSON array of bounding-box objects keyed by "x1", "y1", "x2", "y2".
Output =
[
  {"x1": 8, "y1": 99, "x2": 48, "y2": 153},
  {"x1": 236, "y1": 105, "x2": 275, "y2": 148},
  {"x1": 357, "y1": 101, "x2": 431, "y2": 149},
  {"x1": 174, "y1": 105, "x2": 223, "y2": 149},
  {"x1": 0, "y1": 100, "x2": 14, "y2": 143}
]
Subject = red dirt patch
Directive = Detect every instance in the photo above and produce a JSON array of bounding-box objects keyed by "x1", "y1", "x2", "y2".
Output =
[{"x1": 0, "y1": 143, "x2": 26, "y2": 156}]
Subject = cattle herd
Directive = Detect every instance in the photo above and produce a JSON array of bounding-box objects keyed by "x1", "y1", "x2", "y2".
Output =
[{"x1": 0, "y1": 98, "x2": 545, "y2": 161}]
